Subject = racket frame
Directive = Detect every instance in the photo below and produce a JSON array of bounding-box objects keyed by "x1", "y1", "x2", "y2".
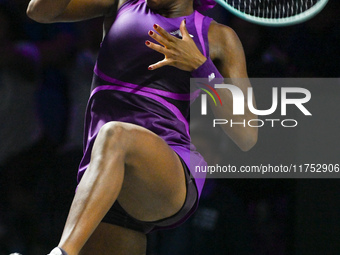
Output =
[{"x1": 214, "y1": 0, "x2": 329, "y2": 26}]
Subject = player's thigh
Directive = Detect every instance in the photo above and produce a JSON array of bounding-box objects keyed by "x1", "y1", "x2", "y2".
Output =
[{"x1": 103, "y1": 121, "x2": 187, "y2": 222}]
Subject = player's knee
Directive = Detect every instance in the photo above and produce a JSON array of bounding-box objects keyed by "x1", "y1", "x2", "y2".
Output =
[
  {"x1": 100, "y1": 121, "x2": 125, "y2": 139},
  {"x1": 98, "y1": 121, "x2": 132, "y2": 150}
]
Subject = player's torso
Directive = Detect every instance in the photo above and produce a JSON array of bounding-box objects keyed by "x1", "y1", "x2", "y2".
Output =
[{"x1": 96, "y1": 0, "x2": 211, "y2": 94}]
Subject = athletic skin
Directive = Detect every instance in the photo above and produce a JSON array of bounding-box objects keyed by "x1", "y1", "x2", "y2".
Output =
[{"x1": 77, "y1": 0, "x2": 213, "y2": 232}]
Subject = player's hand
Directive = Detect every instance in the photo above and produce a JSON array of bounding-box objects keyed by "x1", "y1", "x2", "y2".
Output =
[{"x1": 145, "y1": 19, "x2": 207, "y2": 72}]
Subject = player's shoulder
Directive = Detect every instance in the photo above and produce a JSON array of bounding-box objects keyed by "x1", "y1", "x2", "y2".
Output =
[
  {"x1": 208, "y1": 21, "x2": 243, "y2": 60},
  {"x1": 209, "y1": 21, "x2": 240, "y2": 45}
]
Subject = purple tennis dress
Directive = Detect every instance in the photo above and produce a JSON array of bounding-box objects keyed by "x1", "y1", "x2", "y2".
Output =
[{"x1": 78, "y1": 0, "x2": 212, "y2": 231}]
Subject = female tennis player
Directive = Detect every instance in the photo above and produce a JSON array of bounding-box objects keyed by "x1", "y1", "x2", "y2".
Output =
[{"x1": 27, "y1": 0, "x2": 257, "y2": 254}]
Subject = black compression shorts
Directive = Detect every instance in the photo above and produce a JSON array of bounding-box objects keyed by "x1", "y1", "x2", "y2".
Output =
[{"x1": 101, "y1": 156, "x2": 198, "y2": 234}]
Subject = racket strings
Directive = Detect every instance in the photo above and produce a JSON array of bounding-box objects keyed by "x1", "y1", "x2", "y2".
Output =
[{"x1": 227, "y1": 0, "x2": 320, "y2": 18}]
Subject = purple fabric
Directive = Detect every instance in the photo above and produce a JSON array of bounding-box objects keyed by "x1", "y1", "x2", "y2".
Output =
[
  {"x1": 94, "y1": 64, "x2": 193, "y2": 101},
  {"x1": 95, "y1": 0, "x2": 213, "y2": 94},
  {"x1": 191, "y1": 57, "x2": 224, "y2": 80},
  {"x1": 79, "y1": 0, "x2": 213, "y2": 216},
  {"x1": 78, "y1": 82, "x2": 194, "y2": 185},
  {"x1": 194, "y1": 11, "x2": 207, "y2": 57},
  {"x1": 194, "y1": 0, "x2": 217, "y2": 11},
  {"x1": 90, "y1": 85, "x2": 190, "y2": 137}
]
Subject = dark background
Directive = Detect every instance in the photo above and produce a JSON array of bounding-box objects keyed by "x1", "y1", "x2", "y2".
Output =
[{"x1": 0, "y1": 0, "x2": 339, "y2": 254}]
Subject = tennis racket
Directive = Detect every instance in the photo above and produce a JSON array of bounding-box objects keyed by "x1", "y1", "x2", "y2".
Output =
[{"x1": 214, "y1": 0, "x2": 329, "y2": 26}]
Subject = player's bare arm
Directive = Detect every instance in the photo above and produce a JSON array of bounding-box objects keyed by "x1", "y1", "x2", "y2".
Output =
[
  {"x1": 147, "y1": 20, "x2": 257, "y2": 151},
  {"x1": 26, "y1": 0, "x2": 124, "y2": 23},
  {"x1": 208, "y1": 22, "x2": 258, "y2": 151}
]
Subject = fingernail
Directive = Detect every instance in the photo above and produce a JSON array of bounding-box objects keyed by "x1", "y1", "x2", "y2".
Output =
[
  {"x1": 184, "y1": 18, "x2": 186, "y2": 25},
  {"x1": 153, "y1": 24, "x2": 158, "y2": 29},
  {"x1": 148, "y1": 30, "x2": 154, "y2": 35},
  {"x1": 145, "y1": 40, "x2": 150, "y2": 45},
  {"x1": 148, "y1": 66, "x2": 153, "y2": 70}
]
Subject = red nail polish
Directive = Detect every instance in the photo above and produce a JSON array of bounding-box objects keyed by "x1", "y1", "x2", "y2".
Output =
[
  {"x1": 148, "y1": 66, "x2": 153, "y2": 70},
  {"x1": 153, "y1": 24, "x2": 158, "y2": 29},
  {"x1": 145, "y1": 40, "x2": 150, "y2": 45},
  {"x1": 184, "y1": 18, "x2": 186, "y2": 25},
  {"x1": 148, "y1": 30, "x2": 154, "y2": 35}
]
